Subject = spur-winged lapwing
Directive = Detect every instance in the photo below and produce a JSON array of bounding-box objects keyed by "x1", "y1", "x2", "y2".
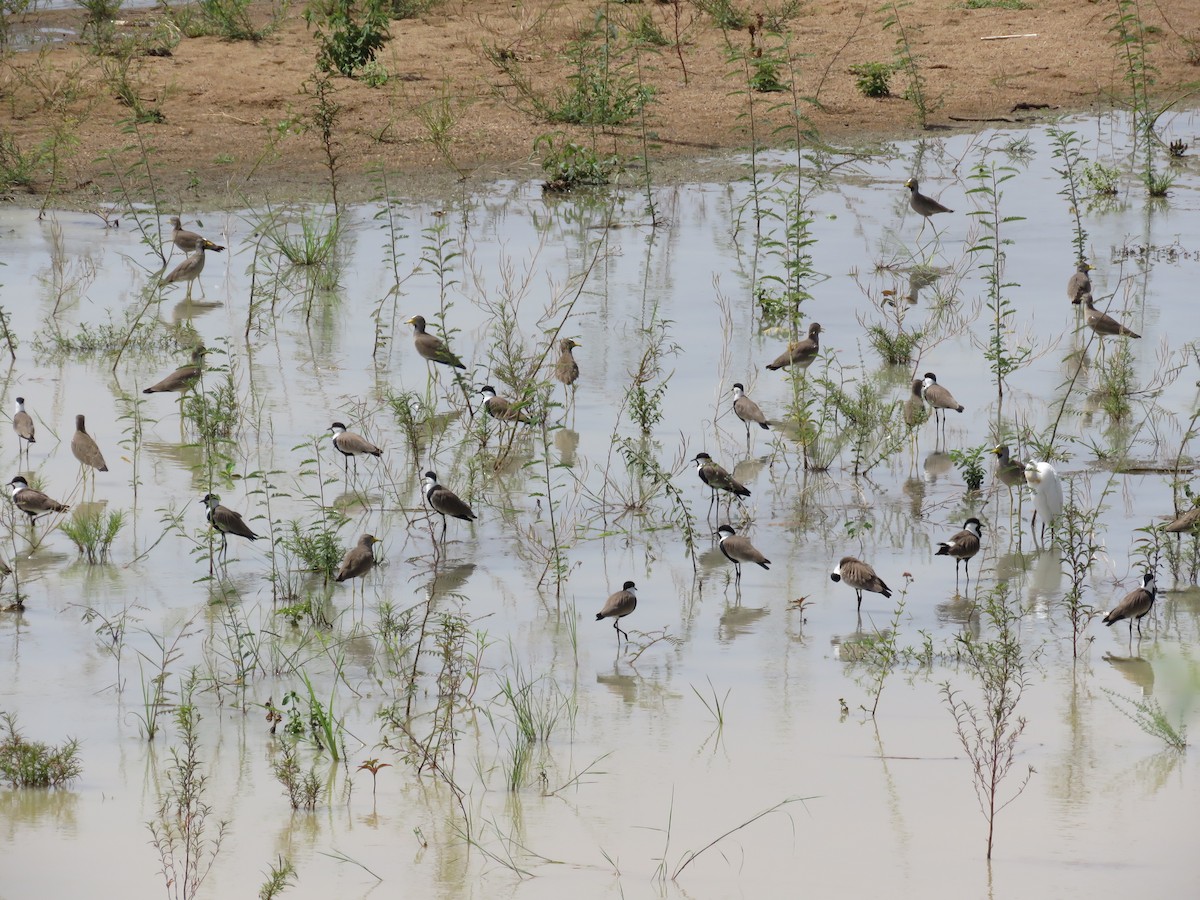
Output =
[
  {"x1": 1102, "y1": 572, "x2": 1157, "y2": 639},
  {"x1": 200, "y1": 493, "x2": 259, "y2": 561},
  {"x1": 715, "y1": 523, "x2": 770, "y2": 585},
  {"x1": 12, "y1": 397, "x2": 34, "y2": 454},
  {"x1": 731, "y1": 383, "x2": 769, "y2": 441},
  {"x1": 479, "y1": 385, "x2": 536, "y2": 424},
  {"x1": 831, "y1": 556, "x2": 893, "y2": 611},
  {"x1": 596, "y1": 580, "x2": 637, "y2": 644},
  {"x1": 422, "y1": 471, "x2": 476, "y2": 537},
  {"x1": 693, "y1": 452, "x2": 750, "y2": 517},
  {"x1": 936, "y1": 517, "x2": 983, "y2": 588},
  {"x1": 330, "y1": 422, "x2": 382, "y2": 475},
  {"x1": 9, "y1": 476, "x2": 68, "y2": 524}
]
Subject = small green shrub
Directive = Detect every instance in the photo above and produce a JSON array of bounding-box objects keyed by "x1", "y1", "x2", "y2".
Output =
[
  {"x1": 850, "y1": 61, "x2": 894, "y2": 98},
  {"x1": 387, "y1": 0, "x2": 438, "y2": 18},
  {"x1": 0, "y1": 712, "x2": 82, "y2": 787},
  {"x1": 961, "y1": 0, "x2": 1030, "y2": 9},
  {"x1": 866, "y1": 324, "x2": 922, "y2": 365},
  {"x1": 305, "y1": 0, "x2": 390, "y2": 77},
  {"x1": 61, "y1": 508, "x2": 126, "y2": 563},
  {"x1": 695, "y1": 0, "x2": 749, "y2": 29},
  {"x1": 359, "y1": 59, "x2": 389, "y2": 87},
  {"x1": 1082, "y1": 160, "x2": 1120, "y2": 196},
  {"x1": 629, "y1": 11, "x2": 669, "y2": 46},
  {"x1": 750, "y1": 58, "x2": 785, "y2": 93},
  {"x1": 950, "y1": 445, "x2": 987, "y2": 492},
  {"x1": 536, "y1": 132, "x2": 620, "y2": 192}
]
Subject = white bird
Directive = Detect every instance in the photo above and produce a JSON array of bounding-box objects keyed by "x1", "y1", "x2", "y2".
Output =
[{"x1": 1024, "y1": 460, "x2": 1062, "y2": 544}]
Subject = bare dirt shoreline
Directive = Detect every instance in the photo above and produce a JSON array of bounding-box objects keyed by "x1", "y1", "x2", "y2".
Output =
[{"x1": 2, "y1": 0, "x2": 1198, "y2": 209}]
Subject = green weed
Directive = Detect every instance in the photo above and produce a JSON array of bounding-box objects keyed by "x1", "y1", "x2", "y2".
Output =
[
  {"x1": 0, "y1": 711, "x2": 82, "y2": 787},
  {"x1": 60, "y1": 508, "x2": 125, "y2": 563},
  {"x1": 850, "y1": 61, "x2": 894, "y2": 98}
]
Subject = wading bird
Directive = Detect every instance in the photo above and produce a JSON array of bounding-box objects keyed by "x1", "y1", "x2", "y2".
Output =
[
  {"x1": 596, "y1": 580, "x2": 637, "y2": 645},
  {"x1": 765, "y1": 323, "x2": 822, "y2": 372},
  {"x1": 990, "y1": 445, "x2": 1026, "y2": 488},
  {"x1": 330, "y1": 422, "x2": 382, "y2": 476},
  {"x1": 9, "y1": 476, "x2": 68, "y2": 525},
  {"x1": 831, "y1": 556, "x2": 892, "y2": 611},
  {"x1": 479, "y1": 385, "x2": 536, "y2": 424},
  {"x1": 920, "y1": 372, "x2": 964, "y2": 436},
  {"x1": 406, "y1": 315, "x2": 465, "y2": 369},
  {"x1": 555, "y1": 338, "x2": 581, "y2": 387},
  {"x1": 336, "y1": 534, "x2": 379, "y2": 585},
  {"x1": 904, "y1": 177, "x2": 953, "y2": 234},
  {"x1": 12, "y1": 397, "x2": 34, "y2": 456},
  {"x1": 143, "y1": 346, "x2": 207, "y2": 396},
  {"x1": 162, "y1": 243, "x2": 208, "y2": 299},
  {"x1": 71, "y1": 415, "x2": 108, "y2": 487},
  {"x1": 715, "y1": 523, "x2": 770, "y2": 586},
  {"x1": 422, "y1": 471, "x2": 476, "y2": 538},
  {"x1": 1024, "y1": 460, "x2": 1062, "y2": 544},
  {"x1": 1083, "y1": 295, "x2": 1140, "y2": 339},
  {"x1": 200, "y1": 493, "x2": 260, "y2": 562},
  {"x1": 169, "y1": 216, "x2": 225, "y2": 254},
  {"x1": 730, "y1": 383, "x2": 770, "y2": 444},
  {"x1": 936, "y1": 517, "x2": 983, "y2": 589},
  {"x1": 693, "y1": 452, "x2": 750, "y2": 518},
  {"x1": 1102, "y1": 572, "x2": 1157, "y2": 639},
  {"x1": 1068, "y1": 261, "x2": 1091, "y2": 305}
]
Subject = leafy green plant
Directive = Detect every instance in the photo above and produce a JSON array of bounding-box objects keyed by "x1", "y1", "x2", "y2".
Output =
[
  {"x1": 60, "y1": 508, "x2": 125, "y2": 563},
  {"x1": 549, "y1": 36, "x2": 655, "y2": 126},
  {"x1": 1104, "y1": 690, "x2": 1187, "y2": 752},
  {"x1": 0, "y1": 711, "x2": 82, "y2": 787},
  {"x1": 850, "y1": 61, "x2": 894, "y2": 98},
  {"x1": 305, "y1": 0, "x2": 390, "y2": 78},
  {"x1": 1048, "y1": 126, "x2": 1089, "y2": 266},
  {"x1": 272, "y1": 742, "x2": 322, "y2": 809},
  {"x1": 750, "y1": 57, "x2": 785, "y2": 93},
  {"x1": 883, "y1": 1, "x2": 940, "y2": 128},
  {"x1": 536, "y1": 132, "x2": 620, "y2": 192},
  {"x1": 1108, "y1": 0, "x2": 1170, "y2": 196},
  {"x1": 1058, "y1": 477, "x2": 1103, "y2": 659},
  {"x1": 949, "y1": 445, "x2": 987, "y2": 492},
  {"x1": 1081, "y1": 160, "x2": 1120, "y2": 196},
  {"x1": 866, "y1": 323, "x2": 922, "y2": 365},
  {"x1": 694, "y1": 0, "x2": 749, "y2": 29},
  {"x1": 189, "y1": 0, "x2": 285, "y2": 41}
]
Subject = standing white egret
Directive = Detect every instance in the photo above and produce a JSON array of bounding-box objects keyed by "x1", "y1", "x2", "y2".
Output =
[{"x1": 1024, "y1": 460, "x2": 1062, "y2": 544}]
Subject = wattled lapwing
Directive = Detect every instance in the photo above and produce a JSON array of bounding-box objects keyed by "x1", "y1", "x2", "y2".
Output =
[
  {"x1": 9, "y1": 476, "x2": 68, "y2": 525},
  {"x1": 330, "y1": 422, "x2": 382, "y2": 475},
  {"x1": 831, "y1": 556, "x2": 892, "y2": 611},
  {"x1": 765, "y1": 322, "x2": 822, "y2": 372},
  {"x1": 904, "y1": 177, "x2": 953, "y2": 221},
  {"x1": 596, "y1": 580, "x2": 637, "y2": 644},
  {"x1": 715, "y1": 523, "x2": 770, "y2": 586},
  {"x1": 336, "y1": 534, "x2": 379, "y2": 584},
  {"x1": 555, "y1": 338, "x2": 581, "y2": 386},
  {"x1": 479, "y1": 385, "x2": 536, "y2": 424},
  {"x1": 169, "y1": 216, "x2": 225, "y2": 254},
  {"x1": 730, "y1": 383, "x2": 769, "y2": 442},
  {"x1": 1083, "y1": 295, "x2": 1140, "y2": 339},
  {"x1": 1068, "y1": 261, "x2": 1091, "y2": 305},
  {"x1": 12, "y1": 397, "x2": 34, "y2": 455},
  {"x1": 406, "y1": 315, "x2": 465, "y2": 369},
  {"x1": 936, "y1": 517, "x2": 983, "y2": 589},
  {"x1": 990, "y1": 445, "x2": 1026, "y2": 488},
  {"x1": 200, "y1": 493, "x2": 259, "y2": 561},
  {"x1": 693, "y1": 452, "x2": 750, "y2": 518},
  {"x1": 71, "y1": 414, "x2": 108, "y2": 490},
  {"x1": 422, "y1": 471, "x2": 476, "y2": 538},
  {"x1": 143, "y1": 346, "x2": 207, "y2": 395},
  {"x1": 1102, "y1": 572, "x2": 1157, "y2": 639},
  {"x1": 163, "y1": 243, "x2": 208, "y2": 299},
  {"x1": 920, "y1": 372, "x2": 963, "y2": 435}
]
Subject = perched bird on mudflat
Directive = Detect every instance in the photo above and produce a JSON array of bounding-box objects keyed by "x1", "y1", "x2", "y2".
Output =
[
  {"x1": 406, "y1": 315, "x2": 465, "y2": 369},
  {"x1": 1102, "y1": 572, "x2": 1157, "y2": 639},
  {"x1": 169, "y1": 216, "x2": 225, "y2": 254},
  {"x1": 1082, "y1": 295, "x2": 1140, "y2": 339},
  {"x1": 1068, "y1": 261, "x2": 1091, "y2": 305},
  {"x1": 904, "y1": 177, "x2": 953, "y2": 219},
  {"x1": 8, "y1": 476, "x2": 68, "y2": 524},
  {"x1": 596, "y1": 580, "x2": 638, "y2": 644},
  {"x1": 715, "y1": 523, "x2": 770, "y2": 585},
  {"x1": 330, "y1": 422, "x2": 382, "y2": 474},
  {"x1": 143, "y1": 346, "x2": 207, "y2": 395},
  {"x1": 765, "y1": 322, "x2": 822, "y2": 372},
  {"x1": 71, "y1": 414, "x2": 108, "y2": 473},
  {"x1": 336, "y1": 534, "x2": 379, "y2": 584},
  {"x1": 936, "y1": 517, "x2": 983, "y2": 588},
  {"x1": 831, "y1": 556, "x2": 892, "y2": 611}
]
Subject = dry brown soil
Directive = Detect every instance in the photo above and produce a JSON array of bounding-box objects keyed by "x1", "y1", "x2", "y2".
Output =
[{"x1": 3, "y1": 0, "x2": 1199, "y2": 207}]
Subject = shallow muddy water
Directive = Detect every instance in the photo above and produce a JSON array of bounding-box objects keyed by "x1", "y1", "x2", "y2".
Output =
[{"x1": 2, "y1": 110, "x2": 1200, "y2": 897}]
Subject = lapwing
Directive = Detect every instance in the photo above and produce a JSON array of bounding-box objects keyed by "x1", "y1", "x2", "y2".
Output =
[
  {"x1": 200, "y1": 493, "x2": 259, "y2": 561},
  {"x1": 715, "y1": 523, "x2": 770, "y2": 586},
  {"x1": 1024, "y1": 460, "x2": 1062, "y2": 544},
  {"x1": 1068, "y1": 261, "x2": 1091, "y2": 305},
  {"x1": 1164, "y1": 503, "x2": 1200, "y2": 538},
  {"x1": 168, "y1": 216, "x2": 225, "y2": 254},
  {"x1": 336, "y1": 534, "x2": 379, "y2": 584},
  {"x1": 904, "y1": 177, "x2": 953, "y2": 223},
  {"x1": 143, "y1": 346, "x2": 207, "y2": 395},
  {"x1": 422, "y1": 471, "x2": 476, "y2": 538},
  {"x1": 596, "y1": 580, "x2": 637, "y2": 644},
  {"x1": 990, "y1": 445, "x2": 1026, "y2": 488},
  {"x1": 831, "y1": 556, "x2": 893, "y2": 611},
  {"x1": 12, "y1": 397, "x2": 34, "y2": 455},
  {"x1": 1082, "y1": 295, "x2": 1140, "y2": 339},
  {"x1": 936, "y1": 517, "x2": 983, "y2": 588},
  {"x1": 731, "y1": 383, "x2": 769, "y2": 442},
  {"x1": 693, "y1": 452, "x2": 750, "y2": 518},
  {"x1": 71, "y1": 415, "x2": 108, "y2": 482},
  {"x1": 406, "y1": 315, "x2": 465, "y2": 369},
  {"x1": 8, "y1": 476, "x2": 68, "y2": 525},
  {"x1": 330, "y1": 422, "x2": 382, "y2": 475},
  {"x1": 1102, "y1": 572, "x2": 1157, "y2": 639},
  {"x1": 920, "y1": 372, "x2": 963, "y2": 435},
  {"x1": 765, "y1": 322, "x2": 822, "y2": 372},
  {"x1": 163, "y1": 243, "x2": 208, "y2": 299},
  {"x1": 479, "y1": 385, "x2": 536, "y2": 424},
  {"x1": 555, "y1": 338, "x2": 581, "y2": 386}
]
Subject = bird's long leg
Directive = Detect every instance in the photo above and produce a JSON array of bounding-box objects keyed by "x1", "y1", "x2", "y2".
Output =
[{"x1": 856, "y1": 589, "x2": 863, "y2": 612}]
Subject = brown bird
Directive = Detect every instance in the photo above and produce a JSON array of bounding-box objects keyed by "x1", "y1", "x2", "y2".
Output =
[
  {"x1": 920, "y1": 372, "x2": 964, "y2": 431},
  {"x1": 693, "y1": 452, "x2": 750, "y2": 517},
  {"x1": 330, "y1": 422, "x2": 382, "y2": 475},
  {"x1": 335, "y1": 534, "x2": 379, "y2": 584},
  {"x1": 904, "y1": 177, "x2": 953, "y2": 218},
  {"x1": 162, "y1": 243, "x2": 208, "y2": 298},
  {"x1": 200, "y1": 493, "x2": 260, "y2": 561},
  {"x1": 555, "y1": 338, "x2": 581, "y2": 386},
  {"x1": 596, "y1": 580, "x2": 638, "y2": 644},
  {"x1": 1068, "y1": 261, "x2": 1091, "y2": 305},
  {"x1": 1164, "y1": 503, "x2": 1200, "y2": 537},
  {"x1": 169, "y1": 216, "x2": 225, "y2": 254},
  {"x1": 479, "y1": 385, "x2": 536, "y2": 424},
  {"x1": 8, "y1": 476, "x2": 68, "y2": 524},
  {"x1": 765, "y1": 322, "x2": 822, "y2": 372},
  {"x1": 12, "y1": 397, "x2": 34, "y2": 452},
  {"x1": 1102, "y1": 572, "x2": 1157, "y2": 639},
  {"x1": 1083, "y1": 295, "x2": 1140, "y2": 339},
  {"x1": 936, "y1": 517, "x2": 983, "y2": 588},
  {"x1": 715, "y1": 523, "x2": 771, "y2": 585},
  {"x1": 71, "y1": 414, "x2": 108, "y2": 474},
  {"x1": 990, "y1": 445, "x2": 1026, "y2": 488},
  {"x1": 730, "y1": 383, "x2": 769, "y2": 440},
  {"x1": 144, "y1": 346, "x2": 207, "y2": 395},
  {"x1": 422, "y1": 471, "x2": 476, "y2": 537},
  {"x1": 406, "y1": 315, "x2": 465, "y2": 369},
  {"x1": 831, "y1": 556, "x2": 892, "y2": 611},
  {"x1": 903, "y1": 378, "x2": 928, "y2": 427}
]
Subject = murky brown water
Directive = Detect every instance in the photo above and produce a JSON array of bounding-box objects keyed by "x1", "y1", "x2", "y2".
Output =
[{"x1": 2, "y1": 111, "x2": 1199, "y2": 897}]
